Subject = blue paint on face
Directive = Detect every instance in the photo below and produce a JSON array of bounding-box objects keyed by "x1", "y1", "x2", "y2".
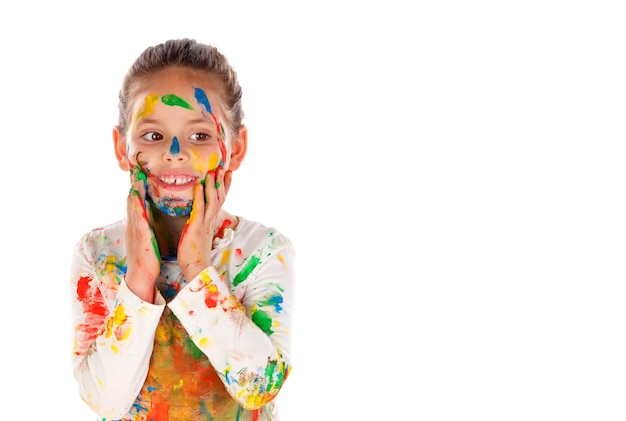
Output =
[
  {"x1": 194, "y1": 88, "x2": 212, "y2": 114},
  {"x1": 148, "y1": 196, "x2": 193, "y2": 217},
  {"x1": 170, "y1": 136, "x2": 180, "y2": 156}
]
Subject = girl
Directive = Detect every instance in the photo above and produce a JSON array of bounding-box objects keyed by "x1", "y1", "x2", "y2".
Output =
[{"x1": 70, "y1": 38, "x2": 295, "y2": 421}]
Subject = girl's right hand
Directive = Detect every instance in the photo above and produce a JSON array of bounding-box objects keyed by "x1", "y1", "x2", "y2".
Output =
[{"x1": 124, "y1": 166, "x2": 161, "y2": 303}]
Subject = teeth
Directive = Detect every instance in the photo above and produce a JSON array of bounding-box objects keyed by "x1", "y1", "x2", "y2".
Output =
[{"x1": 159, "y1": 175, "x2": 194, "y2": 185}]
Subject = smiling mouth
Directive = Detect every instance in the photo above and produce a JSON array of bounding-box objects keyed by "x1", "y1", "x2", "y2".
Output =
[{"x1": 159, "y1": 175, "x2": 195, "y2": 185}]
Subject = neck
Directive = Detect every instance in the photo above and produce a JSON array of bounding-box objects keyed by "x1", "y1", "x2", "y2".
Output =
[{"x1": 150, "y1": 208, "x2": 188, "y2": 258}]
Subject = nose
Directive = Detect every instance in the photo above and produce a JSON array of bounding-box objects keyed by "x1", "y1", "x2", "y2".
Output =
[{"x1": 164, "y1": 136, "x2": 188, "y2": 162}]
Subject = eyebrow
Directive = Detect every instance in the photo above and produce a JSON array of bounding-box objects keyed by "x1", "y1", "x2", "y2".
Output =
[
  {"x1": 187, "y1": 117, "x2": 214, "y2": 125},
  {"x1": 135, "y1": 116, "x2": 216, "y2": 128},
  {"x1": 136, "y1": 117, "x2": 160, "y2": 125}
]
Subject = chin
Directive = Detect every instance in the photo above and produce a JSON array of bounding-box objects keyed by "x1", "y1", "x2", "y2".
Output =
[{"x1": 149, "y1": 196, "x2": 193, "y2": 217}]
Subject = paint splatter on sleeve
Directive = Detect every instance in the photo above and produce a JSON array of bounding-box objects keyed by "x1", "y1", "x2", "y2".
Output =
[
  {"x1": 168, "y1": 228, "x2": 296, "y2": 410},
  {"x1": 70, "y1": 224, "x2": 167, "y2": 419}
]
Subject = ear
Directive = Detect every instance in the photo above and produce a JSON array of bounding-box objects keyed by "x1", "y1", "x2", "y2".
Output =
[
  {"x1": 228, "y1": 125, "x2": 248, "y2": 171},
  {"x1": 113, "y1": 126, "x2": 130, "y2": 171}
]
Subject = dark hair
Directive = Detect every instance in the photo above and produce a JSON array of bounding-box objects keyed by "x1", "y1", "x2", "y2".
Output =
[{"x1": 117, "y1": 38, "x2": 244, "y2": 137}]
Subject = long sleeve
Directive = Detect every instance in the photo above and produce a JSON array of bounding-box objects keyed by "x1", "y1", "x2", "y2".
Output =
[
  {"x1": 168, "y1": 228, "x2": 295, "y2": 410},
  {"x1": 70, "y1": 226, "x2": 166, "y2": 419}
]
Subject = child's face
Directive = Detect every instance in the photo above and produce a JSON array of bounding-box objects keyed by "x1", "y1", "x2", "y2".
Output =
[{"x1": 121, "y1": 68, "x2": 233, "y2": 216}]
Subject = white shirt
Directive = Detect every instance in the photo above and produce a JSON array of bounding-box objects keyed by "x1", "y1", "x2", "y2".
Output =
[{"x1": 70, "y1": 216, "x2": 295, "y2": 420}]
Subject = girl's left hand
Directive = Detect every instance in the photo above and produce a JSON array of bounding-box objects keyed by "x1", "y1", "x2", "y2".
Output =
[{"x1": 177, "y1": 166, "x2": 232, "y2": 281}]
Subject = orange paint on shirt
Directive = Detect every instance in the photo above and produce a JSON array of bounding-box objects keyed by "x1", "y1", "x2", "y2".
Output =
[
  {"x1": 131, "y1": 309, "x2": 244, "y2": 419},
  {"x1": 277, "y1": 253, "x2": 287, "y2": 268}
]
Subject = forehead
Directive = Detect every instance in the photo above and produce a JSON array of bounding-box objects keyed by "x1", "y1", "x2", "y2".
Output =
[{"x1": 131, "y1": 67, "x2": 222, "y2": 110}]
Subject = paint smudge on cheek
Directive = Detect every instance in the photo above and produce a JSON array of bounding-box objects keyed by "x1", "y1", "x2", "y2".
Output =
[
  {"x1": 208, "y1": 153, "x2": 220, "y2": 171},
  {"x1": 132, "y1": 164, "x2": 147, "y2": 182},
  {"x1": 190, "y1": 149, "x2": 206, "y2": 174},
  {"x1": 170, "y1": 136, "x2": 180, "y2": 156},
  {"x1": 132, "y1": 152, "x2": 153, "y2": 202},
  {"x1": 162, "y1": 94, "x2": 195, "y2": 110}
]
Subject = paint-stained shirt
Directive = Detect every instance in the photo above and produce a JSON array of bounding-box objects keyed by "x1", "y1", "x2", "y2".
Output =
[{"x1": 70, "y1": 216, "x2": 295, "y2": 420}]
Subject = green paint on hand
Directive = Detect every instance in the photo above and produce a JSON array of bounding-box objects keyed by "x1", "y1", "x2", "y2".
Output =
[
  {"x1": 151, "y1": 236, "x2": 162, "y2": 265},
  {"x1": 161, "y1": 94, "x2": 195, "y2": 110},
  {"x1": 214, "y1": 182, "x2": 220, "y2": 188},
  {"x1": 233, "y1": 255, "x2": 261, "y2": 286}
]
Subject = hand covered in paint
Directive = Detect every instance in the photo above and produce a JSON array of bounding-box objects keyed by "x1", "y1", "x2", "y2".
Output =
[
  {"x1": 124, "y1": 166, "x2": 161, "y2": 303},
  {"x1": 178, "y1": 167, "x2": 232, "y2": 281}
]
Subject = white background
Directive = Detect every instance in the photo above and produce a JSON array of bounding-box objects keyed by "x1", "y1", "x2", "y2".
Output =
[{"x1": 1, "y1": 0, "x2": 625, "y2": 419}]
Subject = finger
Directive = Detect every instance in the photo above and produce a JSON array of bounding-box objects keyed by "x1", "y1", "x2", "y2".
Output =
[
  {"x1": 202, "y1": 169, "x2": 219, "y2": 226},
  {"x1": 216, "y1": 166, "x2": 227, "y2": 206},
  {"x1": 205, "y1": 169, "x2": 217, "y2": 205},
  {"x1": 190, "y1": 181, "x2": 205, "y2": 222},
  {"x1": 215, "y1": 166, "x2": 225, "y2": 202}
]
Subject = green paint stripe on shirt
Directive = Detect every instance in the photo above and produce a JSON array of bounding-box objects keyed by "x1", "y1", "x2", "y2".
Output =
[
  {"x1": 232, "y1": 255, "x2": 261, "y2": 287},
  {"x1": 251, "y1": 309, "x2": 273, "y2": 336}
]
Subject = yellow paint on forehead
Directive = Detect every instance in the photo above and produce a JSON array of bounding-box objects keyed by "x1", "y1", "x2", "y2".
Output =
[{"x1": 132, "y1": 93, "x2": 159, "y2": 129}]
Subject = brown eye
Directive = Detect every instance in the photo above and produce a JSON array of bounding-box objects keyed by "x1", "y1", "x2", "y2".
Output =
[
  {"x1": 141, "y1": 132, "x2": 163, "y2": 142},
  {"x1": 190, "y1": 132, "x2": 211, "y2": 142}
]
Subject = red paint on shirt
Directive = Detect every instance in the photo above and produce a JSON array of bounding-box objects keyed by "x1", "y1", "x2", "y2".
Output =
[
  {"x1": 215, "y1": 219, "x2": 232, "y2": 239},
  {"x1": 75, "y1": 275, "x2": 108, "y2": 354}
]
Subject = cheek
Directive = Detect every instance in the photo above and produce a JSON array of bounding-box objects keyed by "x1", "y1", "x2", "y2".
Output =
[
  {"x1": 127, "y1": 143, "x2": 152, "y2": 168},
  {"x1": 190, "y1": 145, "x2": 223, "y2": 173},
  {"x1": 207, "y1": 152, "x2": 220, "y2": 171}
]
